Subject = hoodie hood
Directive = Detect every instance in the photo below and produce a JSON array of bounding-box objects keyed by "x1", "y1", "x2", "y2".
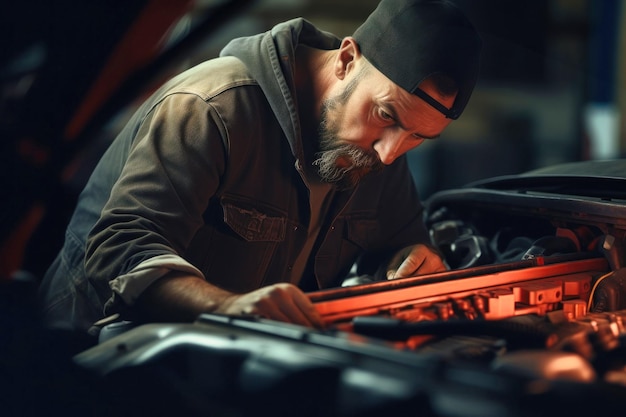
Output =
[{"x1": 220, "y1": 18, "x2": 340, "y2": 159}]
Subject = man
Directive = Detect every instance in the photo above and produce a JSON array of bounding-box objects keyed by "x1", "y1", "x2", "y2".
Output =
[{"x1": 39, "y1": 0, "x2": 481, "y2": 333}]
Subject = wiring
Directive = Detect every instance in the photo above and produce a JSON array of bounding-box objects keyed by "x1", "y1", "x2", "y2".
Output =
[{"x1": 587, "y1": 271, "x2": 615, "y2": 311}]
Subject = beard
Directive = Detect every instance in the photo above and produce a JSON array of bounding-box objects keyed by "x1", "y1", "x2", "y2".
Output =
[
  {"x1": 313, "y1": 122, "x2": 383, "y2": 190},
  {"x1": 312, "y1": 78, "x2": 383, "y2": 190}
]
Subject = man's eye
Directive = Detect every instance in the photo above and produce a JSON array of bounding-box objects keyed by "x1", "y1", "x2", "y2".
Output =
[{"x1": 379, "y1": 109, "x2": 393, "y2": 121}]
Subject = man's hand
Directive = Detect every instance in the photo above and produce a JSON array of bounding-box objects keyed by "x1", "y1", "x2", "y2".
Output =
[
  {"x1": 136, "y1": 274, "x2": 324, "y2": 329},
  {"x1": 386, "y1": 244, "x2": 447, "y2": 279},
  {"x1": 219, "y1": 283, "x2": 324, "y2": 329}
]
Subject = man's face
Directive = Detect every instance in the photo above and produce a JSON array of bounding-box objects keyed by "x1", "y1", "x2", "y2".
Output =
[
  {"x1": 314, "y1": 62, "x2": 456, "y2": 189},
  {"x1": 314, "y1": 68, "x2": 382, "y2": 189}
]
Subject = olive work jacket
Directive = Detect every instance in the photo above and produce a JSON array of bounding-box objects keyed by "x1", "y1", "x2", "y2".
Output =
[{"x1": 38, "y1": 18, "x2": 430, "y2": 333}]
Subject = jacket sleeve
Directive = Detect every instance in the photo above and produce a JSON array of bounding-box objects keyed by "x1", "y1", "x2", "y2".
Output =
[{"x1": 85, "y1": 92, "x2": 228, "y2": 307}]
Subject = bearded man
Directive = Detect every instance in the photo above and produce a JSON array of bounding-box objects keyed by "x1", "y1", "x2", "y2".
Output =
[{"x1": 39, "y1": 0, "x2": 481, "y2": 334}]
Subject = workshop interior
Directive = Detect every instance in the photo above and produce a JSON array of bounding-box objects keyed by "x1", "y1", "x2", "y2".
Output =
[{"x1": 2, "y1": 1, "x2": 626, "y2": 416}]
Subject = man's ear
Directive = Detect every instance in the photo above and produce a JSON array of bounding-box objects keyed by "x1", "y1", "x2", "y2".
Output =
[{"x1": 334, "y1": 37, "x2": 361, "y2": 80}]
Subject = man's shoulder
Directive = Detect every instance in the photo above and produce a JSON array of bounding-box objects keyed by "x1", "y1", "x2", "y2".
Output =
[{"x1": 161, "y1": 56, "x2": 260, "y2": 101}]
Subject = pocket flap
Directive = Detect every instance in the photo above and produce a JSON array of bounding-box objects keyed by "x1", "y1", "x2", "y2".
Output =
[{"x1": 222, "y1": 201, "x2": 286, "y2": 242}]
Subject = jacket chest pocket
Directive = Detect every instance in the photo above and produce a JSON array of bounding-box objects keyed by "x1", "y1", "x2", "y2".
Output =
[
  {"x1": 222, "y1": 201, "x2": 286, "y2": 242},
  {"x1": 185, "y1": 197, "x2": 289, "y2": 293}
]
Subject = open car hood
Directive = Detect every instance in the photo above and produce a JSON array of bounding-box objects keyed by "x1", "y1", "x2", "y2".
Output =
[{"x1": 427, "y1": 159, "x2": 626, "y2": 231}]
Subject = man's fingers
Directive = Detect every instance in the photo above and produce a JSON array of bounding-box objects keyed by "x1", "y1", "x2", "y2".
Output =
[
  {"x1": 274, "y1": 284, "x2": 324, "y2": 328},
  {"x1": 238, "y1": 283, "x2": 324, "y2": 329},
  {"x1": 387, "y1": 245, "x2": 447, "y2": 279},
  {"x1": 394, "y1": 255, "x2": 425, "y2": 278},
  {"x1": 275, "y1": 298, "x2": 320, "y2": 328}
]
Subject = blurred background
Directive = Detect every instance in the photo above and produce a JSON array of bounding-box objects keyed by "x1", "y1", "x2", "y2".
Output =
[{"x1": 1, "y1": 0, "x2": 625, "y2": 279}]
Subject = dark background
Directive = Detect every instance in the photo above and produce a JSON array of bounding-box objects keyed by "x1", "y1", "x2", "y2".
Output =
[{"x1": 1, "y1": 0, "x2": 624, "y2": 280}]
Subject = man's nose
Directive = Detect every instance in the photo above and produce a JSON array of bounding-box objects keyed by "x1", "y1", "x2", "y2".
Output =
[{"x1": 373, "y1": 132, "x2": 403, "y2": 165}]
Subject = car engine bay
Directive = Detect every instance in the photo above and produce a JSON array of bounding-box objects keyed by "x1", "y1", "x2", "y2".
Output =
[
  {"x1": 312, "y1": 172, "x2": 626, "y2": 381},
  {"x1": 69, "y1": 164, "x2": 626, "y2": 417}
]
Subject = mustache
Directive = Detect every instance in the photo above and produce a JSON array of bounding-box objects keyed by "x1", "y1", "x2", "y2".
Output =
[{"x1": 313, "y1": 142, "x2": 384, "y2": 187}]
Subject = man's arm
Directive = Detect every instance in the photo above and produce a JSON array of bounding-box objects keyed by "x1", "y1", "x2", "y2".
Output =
[{"x1": 134, "y1": 272, "x2": 325, "y2": 328}]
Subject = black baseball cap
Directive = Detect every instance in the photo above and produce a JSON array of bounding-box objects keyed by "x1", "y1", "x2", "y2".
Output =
[{"x1": 353, "y1": 0, "x2": 482, "y2": 119}]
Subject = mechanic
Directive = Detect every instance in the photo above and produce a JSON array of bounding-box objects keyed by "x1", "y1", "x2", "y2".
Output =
[{"x1": 39, "y1": 0, "x2": 482, "y2": 333}]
